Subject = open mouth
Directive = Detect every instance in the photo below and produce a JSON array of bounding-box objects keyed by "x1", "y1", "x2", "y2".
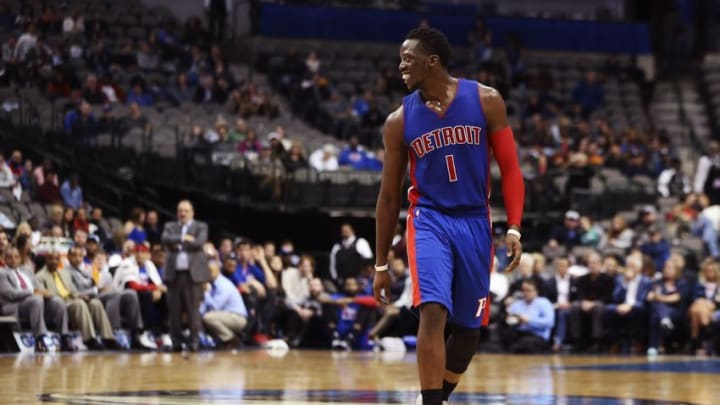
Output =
[{"x1": 401, "y1": 73, "x2": 410, "y2": 82}]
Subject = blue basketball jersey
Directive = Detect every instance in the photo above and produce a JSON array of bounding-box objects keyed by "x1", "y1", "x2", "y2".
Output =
[{"x1": 402, "y1": 78, "x2": 490, "y2": 214}]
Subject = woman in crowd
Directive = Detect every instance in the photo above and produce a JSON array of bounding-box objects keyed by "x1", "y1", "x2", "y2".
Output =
[
  {"x1": 646, "y1": 260, "x2": 691, "y2": 356},
  {"x1": 61, "y1": 206, "x2": 75, "y2": 238},
  {"x1": 602, "y1": 214, "x2": 635, "y2": 250},
  {"x1": 124, "y1": 207, "x2": 147, "y2": 245},
  {"x1": 689, "y1": 258, "x2": 720, "y2": 355}
]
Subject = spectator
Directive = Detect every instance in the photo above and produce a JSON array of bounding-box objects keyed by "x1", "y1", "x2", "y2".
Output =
[
  {"x1": 73, "y1": 207, "x2": 90, "y2": 234},
  {"x1": 237, "y1": 128, "x2": 262, "y2": 155},
  {"x1": 328, "y1": 277, "x2": 377, "y2": 351},
  {"x1": 646, "y1": 260, "x2": 691, "y2": 356},
  {"x1": 604, "y1": 255, "x2": 652, "y2": 353},
  {"x1": 547, "y1": 210, "x2": 583, "y2": 249},
  {"x1": 693, "y1": 194, "x2": 720, "y2": 259},
  {"x1": 546, "y1": 257, "x2": 575, "y2": 352},
  {"x1": 504, "y1": 279, "x2": 555, "y2": 353},
  {"x1": 193, "y1": 74, "x2": 219, "y2": 104},
  {"x1": 0, "y1": 153, "x2": 15, "y2": 189},
  {"x1": 136, "y1": 41, "x2": 159, "y2": 71},
  {"x1": 61, "y1": 207, "x2": 75, "y2": 238},
  {"x1": 309, "y1": 144, "x2": 339, "y2": 172},
  {"x1": 338, "y1": 136, "x2": 367, "y2": 169},
  {"x1": 200, "y1": 260, "x2": 248, "y2": 350},
  {"x1": 505, "y1": 253, "x2": 547, "y2": 302},
  {"x1": 228, "y1": 118, "x2": 248, "y2": 143},
  {"x1": 694, "y1": 142, "x2": 720, "y2": 205},
  {"x1": 640, "y1": 227, "x2": 671, "y2": 275},
  {"x1": 62, "y1": 12, "x2": 84, "y2": 35},
  {"x1": 279, "y1": 254, "x2": 316, "y2": 347},
  {"x1": 568, "y1": 252, "x2": 614, "y2": 352},
  {"x1": 328, "y1": 224, "x2": 373, "y2": 289},
  {"x1": 15, "y1": 23, "x2": 38, "y2": 62},
  {"x1": 579, "y1": 216, "x2": 603, "y2": 248},
  {"x1": 572, "y1": 70, "x2": 604, "y2": 116},
  {"x1": 0, "y1": 247, "x2": 72, "y2": 352},
  {"x1": 145, "y1": 210, "x2": 162, "y2": 245},
  {"x1": 601, "y1": 214, "x2": 635, "y2": 250},
  {"x1": 168, "y1": 73, "x2": 195, "y2": 105},
  {"x1": 125, "y1": 102, "x2": 148, "y2": 131},
  {"x1": 367, "y1": 258, "x2": 413, "y2": 339},
  {"x1": 66, "y1": 245, "x2": 152, "y2": 350},
  {"x1": 125, "y1": 207, "x2": 147, "y2": 245},
  {"x1": 36, "y1": 250, "x2": 117, "y2": 350},
  {"x1": 126, "y1": 80, "x2": 155, "y2": 107},
  {"x1": 658, "y1": 157, "x2": 691, "y2": 198},
  {"x1": 113, "y1": 243, "x2": 169, "y2": 348},
  {"x1": 688, "y1": 258, "x2": 720, "y2": 355},
  {"x1": 60, "y1": 174, "x2": 84, "y2": 209},
  {"x1": 283, "y1": 143, "x2": 308, "y2": 173},
  {"x1": 82, "y1": 74, "x2": 107, "y2": 105}
]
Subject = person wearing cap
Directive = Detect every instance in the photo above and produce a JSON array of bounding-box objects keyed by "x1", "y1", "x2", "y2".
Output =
[
  {"x1": 309, "y1": 144, "x2": 339, "y2": 172},
  {"x1": 161, "y1": 199, "x2": 210, "y2": 352},
  {"x1": 113, "y1": 242, "x2": 169, "y2": 348},
  {"x1": 547, "y1": 210, "x2": 583, "y2": 249}
]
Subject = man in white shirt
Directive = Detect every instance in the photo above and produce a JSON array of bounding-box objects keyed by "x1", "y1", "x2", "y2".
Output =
[
  {"x1": 657, "y1": 158, "x2": 691, "y2": 198},
  {"x1": 329, "y1": 224, "x2": 373, "y2": 289},
  {"x1": 546, "y1": 257, "x2": 574, "y2": 352},
  {"x1": 605, "y1": 255, "x2": 652, "y2": 353},
  {"x1": 0, "y1": 153, "x2": 15, "y2": 189}
]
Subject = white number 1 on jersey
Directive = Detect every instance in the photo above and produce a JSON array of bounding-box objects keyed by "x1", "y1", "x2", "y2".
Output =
[{"x1": 445, "y1": 155, "x2": 458, "y2": 182}]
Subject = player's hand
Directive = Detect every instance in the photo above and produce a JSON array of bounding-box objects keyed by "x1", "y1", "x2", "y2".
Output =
[
  {"x1": 373, "y1": 270, "x2": 391, "y2": 306},
  {"x1": 504, "y1": 232, "x2": 522, "y2": 272}
]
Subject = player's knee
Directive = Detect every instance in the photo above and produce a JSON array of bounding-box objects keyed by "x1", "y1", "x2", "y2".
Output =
[
  {"x1": 419, "y1": 302, "x2": 447, "y2": 324},
  {"x1": 446, "y1": 325, "x2": 481, "y2": 374}
]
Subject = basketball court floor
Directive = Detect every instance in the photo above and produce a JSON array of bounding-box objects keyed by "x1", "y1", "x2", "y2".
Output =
[{"x1": 3, "y1": 350, "x2": 719, "y2": 404}]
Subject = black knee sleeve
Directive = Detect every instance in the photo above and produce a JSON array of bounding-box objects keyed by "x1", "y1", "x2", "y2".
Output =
[{"x1": 445, "y1": 324, "x2": 481, "y2": 374}]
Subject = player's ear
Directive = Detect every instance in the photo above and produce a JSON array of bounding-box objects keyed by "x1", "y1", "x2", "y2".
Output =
[{"x1": 428, "y1": 55, "x2": 439, "y2": 68}]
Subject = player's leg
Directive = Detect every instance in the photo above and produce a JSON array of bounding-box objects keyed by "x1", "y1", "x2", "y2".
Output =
[
  {"x1": 443, "y1": 214, "x2": 493, "y2": 402},
  {"x1": 407, "y1": 208, "x2": 454, "y2": 405}
]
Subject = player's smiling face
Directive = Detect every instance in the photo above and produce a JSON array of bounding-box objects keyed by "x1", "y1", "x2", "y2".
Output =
[{"x1": 399, "y1": 39, "x2": 433, "y2": 91}]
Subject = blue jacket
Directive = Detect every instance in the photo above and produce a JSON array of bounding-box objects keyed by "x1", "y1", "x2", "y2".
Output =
[{"x1": 606, "y1": 274, "x2": 653, "y2": 311}]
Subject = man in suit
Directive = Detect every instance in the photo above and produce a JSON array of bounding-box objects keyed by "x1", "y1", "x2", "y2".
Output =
[
  {"x1": 545, "y1": 256, "x2": 576, "y2": 352},
  {"x1": 36, "y1": 250, "x2": 117, "y2": 350},
  {"x1": 66, "y1": 245, "x2": 154, "y2": 349},
  {"x1": 0, "y1": 247, "x2": 71, "y2": 351},
  {"x1": 568, "y1": 252, "x2": 614, "y2": 352},
  {"x1": 605, "y1": 254, "x2": 652, "y2": 353},
  {"x1": 162, "y1": 199, "x2": 210, "y2": 351}
]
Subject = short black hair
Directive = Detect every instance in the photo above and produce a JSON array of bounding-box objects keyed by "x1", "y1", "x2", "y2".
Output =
[{"x1": 406, "y1": 27, "x2": 451, "y2": 67}]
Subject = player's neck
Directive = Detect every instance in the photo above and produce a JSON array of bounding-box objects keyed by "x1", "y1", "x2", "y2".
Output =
[{"x1": 419, "y1": 73, "x2": 456, "y2": 103}]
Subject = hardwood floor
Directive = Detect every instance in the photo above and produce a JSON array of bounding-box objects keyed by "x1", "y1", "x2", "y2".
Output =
[{"x1": 1, "y1": 350, "x2": 718, "y2": 404}]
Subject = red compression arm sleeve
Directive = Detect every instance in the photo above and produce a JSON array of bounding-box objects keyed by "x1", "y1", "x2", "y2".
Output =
[
  {"x1": 353, "y1": 295, "x2": 380, "y2": 308},
  {"x1": 127, "y1": 281, "x2": 157, "y2": 292},
  {"x1": 489, "y1": 126, "x2": 524, "y2": 228}
]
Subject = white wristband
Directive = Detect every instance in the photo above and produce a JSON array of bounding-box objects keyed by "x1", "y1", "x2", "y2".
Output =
[
  {"x1": 374, "y1": 264, "x2": 389, "y2": 272},
  {"x1": 507, "y1": 229, "x2": 521, "y2": 240}
]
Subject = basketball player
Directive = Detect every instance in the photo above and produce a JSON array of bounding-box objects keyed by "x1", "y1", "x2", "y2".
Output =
[{"x1": 373, "y1": 28, "x2": 524, "y2": 405}]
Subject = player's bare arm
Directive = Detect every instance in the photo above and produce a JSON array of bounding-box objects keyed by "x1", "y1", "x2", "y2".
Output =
[
  {"x1": 480, "y1": 85, "x2": 525, "y2": 272},
  {"x1": 373, "y1": 106, "x2": 407, "y2": 305}
]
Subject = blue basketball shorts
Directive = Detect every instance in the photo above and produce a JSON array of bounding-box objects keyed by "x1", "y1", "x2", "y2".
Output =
[{"x1": 406, "y1": 206, "x2": 493, "y2": 329}]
